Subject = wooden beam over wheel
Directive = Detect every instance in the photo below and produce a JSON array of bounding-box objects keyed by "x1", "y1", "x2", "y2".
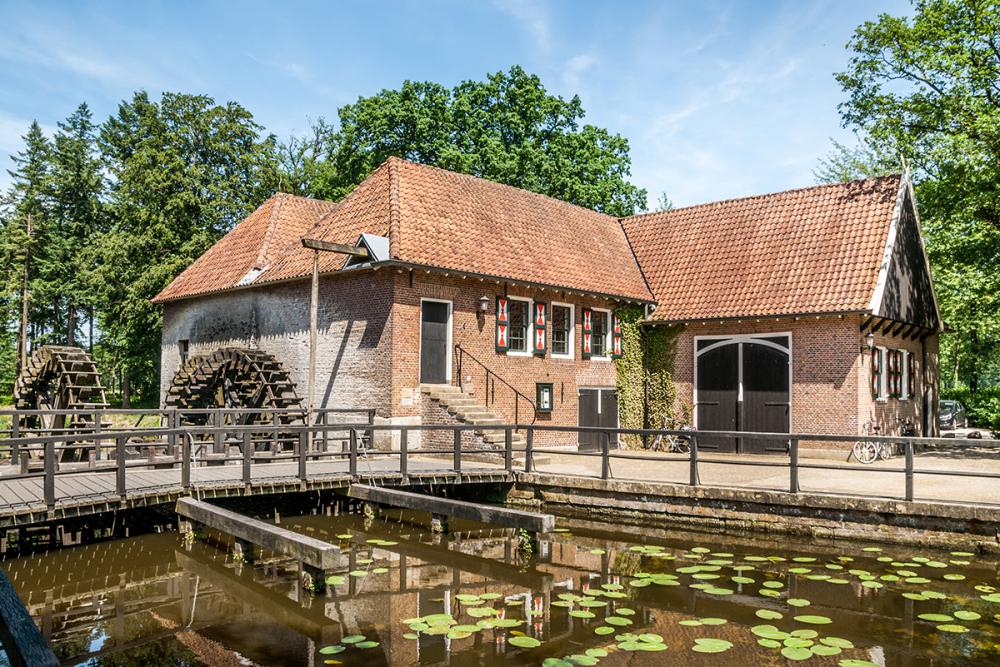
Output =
[{"x1": 301, "y1": 238, "x2": 370, "y2": 257}]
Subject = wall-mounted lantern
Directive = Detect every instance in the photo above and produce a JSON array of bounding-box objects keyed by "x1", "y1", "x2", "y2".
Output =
[
  {"x1": 478, "y1": 295, "x2": 490, "y2": 314},
  {"x1": 862, "y1": 332, "x2": 875, "y2": 355},
  {"x1": 536, "y1": 382, "x2": 553, "y2": 413}
]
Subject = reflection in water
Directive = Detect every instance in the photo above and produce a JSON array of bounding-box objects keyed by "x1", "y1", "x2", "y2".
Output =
[{"x1": 2, "y1": 509, "x2": 1000, "y2": 666}]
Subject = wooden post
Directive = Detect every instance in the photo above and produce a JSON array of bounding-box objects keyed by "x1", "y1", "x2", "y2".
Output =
[
  {"x1": 11, "y1": 410, "x2": 19, "y2": 461},
  {"x1": 182, "y1": 433, "x2": 191, "y2": 490},
  {"x1": 242, "y1": 431, "x2": 252, "y2": 487},
  {"x1": 297, "y1": 431, "x2": 307, "y2": 482},
  {"x1": 601, "y1": 431, "x2": 611, "y2": 480},
  {"x1": 366, "y1": 409, "x2": 376, "y2": 453},
  {"x1": 307, "y1": 250, "x2": 319, "y2": 447},
  {"x1": 525, "y1": 428, "x2": 534, "y2": 473},
  {"x1": 504, "y1": 428, "x2": 513, "y2": 471},
  {"x1": 43, "y1": 440, "x2": 55, "y2": 511},
  {"x1": 689, "y1": 433, "x2": 699, "y2": 486},
  {"x1": 905, "y1": 440, "x2": 914, "y2": 502},
  {"x1": 94, "y1": 409, "x2": 103, "y2": 461},
  {"x1": 399, "y1": 428, "x2": 408, "y2": 477},
  {"x1": 212, "y1": 409, "x2": 223, "y2": 455},
  {"x1": 349, "y1": 429, "x2": 358, "y2": 476},
  {"x1": 453, "y1": 428, "x2": 462, "y2": 473},
  {"x1": 116, "y1": 436, "x2": 126, "y2": 499},
  {"x1": 789, "y1": 438, "x2": 800, "y2": 493}
]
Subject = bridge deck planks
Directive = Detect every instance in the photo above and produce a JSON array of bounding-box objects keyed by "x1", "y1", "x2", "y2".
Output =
[{"x1": 0, "y1": 458, "x2": 508, "y2": 526}]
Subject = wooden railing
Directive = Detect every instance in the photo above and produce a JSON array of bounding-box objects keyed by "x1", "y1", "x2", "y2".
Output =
[
  {"x1": 1, "y1": 413, "x2": 999, "y2": 512},
  {"x1": 454, "y1": 344, "x2": 537, "y2": 426}
]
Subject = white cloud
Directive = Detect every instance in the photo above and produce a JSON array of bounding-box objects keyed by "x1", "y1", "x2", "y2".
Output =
[{"x1": 561, "y1": 53, "x2": 596, "y2": 91}]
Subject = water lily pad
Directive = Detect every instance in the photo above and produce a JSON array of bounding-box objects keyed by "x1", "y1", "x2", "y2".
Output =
[
  {"x1": 348, "y1": 570, "x2": 367, "y2": 578},
  {"x1": 589, "y1": 548, "x2": 606, "y2": 554},
  {"x1": 594, "y1": 626, "x2": 614, "y2": 635},
  {"x1": 943, "y1": 574, "x2": 966, "y2": 581},
  {"x1": 756, "y1": 609, "x2": 783, "y2": 620},
  {"x1": 569, "y1": 610, "x2": 595, "y2": 619},
  {"x1": 861, "y1": 581, "x2": 884, "y2": 589},
  {"x1": 692, "y1": 638, "x2": 733, "y2": 653},
  {"x1": 839, "y1": 661, "x2": 878, "y2": 667},
  {"x1": 781, "y1": 646, "x2": 813, "y2": 661},
  {"x1": 617, "y1": 608, "x2": 636, "y2": 616},
  {"x1": 325, "y1": 575, "x2": 345, "y2": 586},
  {"x1": 918, "y1": 613, "x2": 954, "y2": 622},
  {"x1": 605, "y1": 616, "x2": 632, "y2": 626},
  {"x1": 509, "y1": 636, "x2": 541, "y2": 648},
  {"x1": 447, "y1": 630, "x2": 472, "y2": 639},
  {"x1": 640, "y1": 633, "x2": 664, "y2": 643},
  {"x1": 704, "y1": 586, "x2": 734, "y2": 595},
  {"x1": 371, "y1": 567, "x2": 388, "y2": 574},
  {"x1": 341, "y1": 635, "x2": 366, "y2": 644},
  {"x1": 790, "y1": 629, "x2": 818, "y2": 639},
  {"x1": 954, "y1": 610, "x2": 981, "y2": 621},
  {"x1": 679, "y1": 619, "x2": 703, "y2": 626},
  {"x1": 812, "y1": 644, "x2": 842, "y2": 657},
  {"x1": 732, "y1": 576, "x2": 756, "y2": 584},
  {"x1": 794, "y1": 615, "x2": 832, "y2": 625},
  {"x1": 403, "y1": 633, "x2": 419, "y2": 640},
  {"x1": 467, "y1": 607, "x2": 499, "y2": 618},
  {"x1": 700, "y1": 617, "x2": 727, "y2": 625},
  {"x1": 936, "y1": 624, "x2": 969, "y2": 633},
  {"x1": 319, "y1": 645, "x2": 345, "y2": 654},
  {"x1": 820, "y1": 637, "x2": 854, "y2": 649},
  {"x1": 335, "y1": 533, "x2": 353, "y2": 539},
  {"x1": 762, "y1": 580, "x2": 785, "y2": 589},
  {"x1": 980, "y1": 593, "x2": 1000, "y2": 603},
  {"x1": 787, "y1": 598, "x2": 811, "y2": 607},
  {"x1": 902, "y1": 592, "x2": 928, "y2": 601},
  {"x1": 757, "y1": 638, "x2": 781, "y2": 648}
]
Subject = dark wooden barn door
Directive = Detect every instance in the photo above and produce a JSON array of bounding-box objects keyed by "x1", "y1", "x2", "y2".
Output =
[
  {"x1": 741, "y1": 342, "x2": 790, "y2": 453},
  {"x1": 578, "y1": 388, "x2": 617, "y2": 451},
  {"x1": 419, "y1": 301, "x2": 450, "y2": 384},
  {"x1": 695, "y1": 343, "x2": 739, "y2": 451},
  {"x1": 696, "y1": 336, "x2": 790, "y2": 453}
]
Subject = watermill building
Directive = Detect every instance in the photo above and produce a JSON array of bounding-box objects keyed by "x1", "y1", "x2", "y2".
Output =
[{"x1": 152, "y1": 157, "x2": 941, "y2": 453}]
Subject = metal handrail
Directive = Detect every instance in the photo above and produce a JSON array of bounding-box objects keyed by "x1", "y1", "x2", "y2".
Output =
[{"x1": 454, "y1": 344, "x2": 537, "y2": 425}]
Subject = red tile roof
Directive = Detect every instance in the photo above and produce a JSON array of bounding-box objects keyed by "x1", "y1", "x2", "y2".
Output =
[
  {"x1": 152, "y1": 193, "x2": 338, "y2": 303},
  {"x1": 156, "y1": 157, "x2": 653, "y2": 303},
  {"x1": 621, "y1": 175, "x2": 904, "y2": 322}
]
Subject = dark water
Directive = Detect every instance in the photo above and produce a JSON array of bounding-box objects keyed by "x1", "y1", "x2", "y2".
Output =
[{"x1": 3, "y1": 509, "x2": 1000, "y2": 666}]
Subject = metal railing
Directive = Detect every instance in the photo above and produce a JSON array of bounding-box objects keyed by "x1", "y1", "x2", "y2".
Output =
[
  {"x1": 1, "y1": 415, "x2": 998, "y2": 513},
  {"x1": 454, "y1": 344, "x2": 537, "y2": 426}
]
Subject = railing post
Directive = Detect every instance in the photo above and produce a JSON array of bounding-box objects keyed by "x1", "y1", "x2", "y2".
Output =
[
  {"x1": 297, "y1": 430, "x2": 307, "y2": 482},
  {"x1": 689, "y1": 433, "x2": 699, "y2": 486},
  {"x1": 453, "y1": 428, "x2": 462, "y2": 473},
  {"x1": 10, "y1": 410, "x2": 18, "y2": 462},
  {"x1": 212, "y1": 409, "x2": 223, "y2": 455},
  {"x1": 44, "y1": 440, "x2": 56, "y2": 510},
  {"x1": 116, "y1": 436, "x2": 126, "y2": 500},
  {"x1": 93, "y1": 409, "x2": 103, "y2": 462},
  {"x1": 504, "y1": 428, "x2": 513, "y2": 472},
  {"x1": 525, "y1": 428, "x2": 534, "y2": 473},
  {"x1": 601, "y1": 432, "x2": 610, "y2": 480},
  {"x1": 366, "y1": 410, "x2": 376, "y2": 454},
  {"x1": 789, "y1": 438, "x2": 800, "y2": 493},
  {"x1": 167, "y1": 409, "x2": 178, "y2": 459},
  {"x1": 182, "y1": 432, "x2": 191, "y2": 490},
  {"x1": 242, "y1": 430, "x2": 252, "y2": 486},
  {"x1": 349, "y1": 429, "x2": 358, "y2": 476},
  {"x1": 400, "y1": 428, "x2": 408, "y2": 477},
  {"x1": 515, "y1": 396, "x2": 519, "y2": 429},
  {"x1": 905, "y1": 440, "x2": 914, "y2": 502}
]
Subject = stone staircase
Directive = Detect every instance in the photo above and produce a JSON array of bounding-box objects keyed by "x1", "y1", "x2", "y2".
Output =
[{"x1": 419, "y1": 384, "x2": 528, "y2": 449}]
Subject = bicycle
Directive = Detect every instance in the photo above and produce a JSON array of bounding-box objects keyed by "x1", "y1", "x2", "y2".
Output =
[
  {"x1": 852, "y1": 420, "x2": 894, "y2": 464},
  {"x1": 650, "y1": 419, "x2": 694, "y2": 454}
]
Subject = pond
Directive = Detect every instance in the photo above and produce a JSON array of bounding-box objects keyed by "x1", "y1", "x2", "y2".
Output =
[{"x1": 2, "y1": 507, "x2": 999, "y2": 666}]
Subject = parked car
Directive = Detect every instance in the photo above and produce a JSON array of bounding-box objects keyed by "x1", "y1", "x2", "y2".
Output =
[{"x1": 939, "y1": 400, "x2": 968, "y2": 430}]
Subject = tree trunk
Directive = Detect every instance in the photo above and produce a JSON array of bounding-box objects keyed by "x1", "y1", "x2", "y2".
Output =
[
  {"x1": 88, "y1": 308, "x2": 94, "y2": 353},
  {"x1": 67, "y1": 301, "x2": 76, "y2": 347},
  {"x1": 968, "y1": 330, "x2": 980, "y2": 391},
  {"x1": 17, "y1": 214, "x2": 31, "y2": 374},
  {"x1": 122, "y1": 372, "x2": 131, "y2": 409}
]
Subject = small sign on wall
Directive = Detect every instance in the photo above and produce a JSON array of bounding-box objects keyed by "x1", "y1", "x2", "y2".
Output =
[{"x1": 536, "y1": 382, "x2": 554, "y2": 413}]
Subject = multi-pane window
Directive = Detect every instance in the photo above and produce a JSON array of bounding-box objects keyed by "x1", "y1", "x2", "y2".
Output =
[
  {"x1": 591, "y1": 310, "x2": 609, "y2": 356},
  {"x1": 508, "y1": 299, "x2": 529, "y2": 353},
  {"x1": 551, "y1": 305, "x2": 571, "y2": 357}
]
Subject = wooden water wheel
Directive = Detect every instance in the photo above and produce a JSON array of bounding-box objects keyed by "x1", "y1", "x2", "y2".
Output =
[
  {"x1": 164, "y1": 348, "x2": 303, "y2": 449},
  {"x1": 14, "y1": 345, "x2": 109, "y2": 460}
]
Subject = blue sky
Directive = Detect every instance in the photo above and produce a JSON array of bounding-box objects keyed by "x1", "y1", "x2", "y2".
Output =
[{"x1": 0, "y1": 0, "x2": 910, "y2": 207}]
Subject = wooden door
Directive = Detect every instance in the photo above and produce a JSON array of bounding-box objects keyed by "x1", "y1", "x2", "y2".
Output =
[
  {"x1": 419, "y1": 301, "x2": 450, "y2": 384},
  {"x1": 578, "y1": 388, "x2": 616, "y2": 451},
  {"x1": 696, "y1": 343, "x2": 739, "y2": 452},
  {"x1": 741, "y1": 342, "x2": 790, "y2": 453}
]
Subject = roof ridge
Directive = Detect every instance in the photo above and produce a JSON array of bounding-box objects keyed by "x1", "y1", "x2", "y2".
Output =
[
  {"x1": 388, "y1": 155, "x2": 623, "y2": 222},
  {"x1": 253, "y1": 194, "x2": 285, "y2": 268},
  {"x1": 622, "y1": 173, "x2": 903, "y2": 223},
  {"x1": 272, "y1": 191, "x2": 336, "y2": 206},
  {"x1": 388, "y1": 157, "x2": 402, "y2": 259}
]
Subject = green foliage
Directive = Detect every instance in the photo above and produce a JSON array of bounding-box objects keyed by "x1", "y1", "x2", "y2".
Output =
[
  {"x1": 813, "y1": 134, "x2": 900, "y2": 184},
  {"x1": 836, "y1": 0, "x2": 1000, "y2": 389},
  {"x1": 615, "y1": 306, "x2": 680, "y2": 449},
  {"x1": 91, "y1": 92, "x2": 279, "y2": 401},
  {"x1": 284, "y1": 66, "x2": 647, "y2": 216},
  {"x1": 940, "y1": 387, "x2": 1000, "y2": 431}
]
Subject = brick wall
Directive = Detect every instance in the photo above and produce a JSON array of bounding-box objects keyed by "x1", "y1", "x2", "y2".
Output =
[
  {"x1": 389, "y1": 270, "x2": 622, "y2": 445},
  {"x1": 858, "y1": 327, "x2": 940, "y2": 437},
  {"x1": 159, "y1": 271, "x2": 394, "y2": 417},
  {"x1": 672, "y1": 316, "x2": 862, "y2": 441}
]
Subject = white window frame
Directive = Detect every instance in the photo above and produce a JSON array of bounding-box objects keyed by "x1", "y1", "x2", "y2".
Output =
[
  {"x1": 550, "y1": 302, "x2": 574, "y2": 359},
  {"x1": 900, "y1": 350, "x2": 910, "y2": 400},
  {"x1": 418, "y1": 298, "x2": 453, "y2": 384},
  {"x1": 876, "y1": 347, "x2": 889, "y2": 401},
  {"x1": 589, "y1": 307, "x2": 612, "y2": 361},
  {"x1": 505, "y1": 296, "x2": 533, "y2": 357}
]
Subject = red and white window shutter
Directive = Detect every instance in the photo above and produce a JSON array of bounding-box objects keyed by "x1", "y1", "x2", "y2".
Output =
[
  {"x1": 495, "y1": 296, "x2": 509, "y2": 353},
  {"x1": 533, "y1": 302, "x2": 547, "y2": 356},
  {"x1": 611, "y1": 313, "x2": 623, "y2": 359},
  {"x1": 581, "y1": 307, "x2": 593, "y2": 359}
]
